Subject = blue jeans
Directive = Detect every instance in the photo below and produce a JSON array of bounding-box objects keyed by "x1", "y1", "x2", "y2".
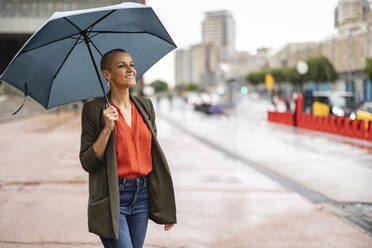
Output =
[{"x1": 100, "y1": 174, "x2": 149, "y2": 248}]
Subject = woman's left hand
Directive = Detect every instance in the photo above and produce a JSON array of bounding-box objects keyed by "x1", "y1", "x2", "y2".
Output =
[{"x1": 164, "y1": 223, "x2": 175, "y2": 231}]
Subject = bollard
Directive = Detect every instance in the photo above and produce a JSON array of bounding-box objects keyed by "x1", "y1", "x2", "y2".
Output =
[
  {"x1": 329, "y1": 115, "x2": 337, "y2": 134},
  {"x1": 336, "y1": 116, "x2": 343, "y2": 135},
  {"x1": 349, "y1": 119, "x2": 357, "y2": 138},
  {"x1": 340, "y1": 116, "x2": 349, "y2": 136}
]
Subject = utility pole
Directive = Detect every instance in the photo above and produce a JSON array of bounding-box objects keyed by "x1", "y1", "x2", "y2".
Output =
[{"x1": 347, "y1": 30, "x2": 353, "y2": 92}]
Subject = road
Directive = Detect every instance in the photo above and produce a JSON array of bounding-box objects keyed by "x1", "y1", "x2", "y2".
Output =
[{"x1": 0, "y1": 96, "x2": 371, "y2": 247}]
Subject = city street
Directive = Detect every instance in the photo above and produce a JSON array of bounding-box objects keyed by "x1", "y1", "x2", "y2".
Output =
[
  {"x1": 1, "y1": 0, "x2": 372, "y2": 247},
  {"x1": 0, "y1": 96, "x2": 371, "y2": 247},
  {"x1": 156, "y1": 95, "x2": 372, "y2": 204}
]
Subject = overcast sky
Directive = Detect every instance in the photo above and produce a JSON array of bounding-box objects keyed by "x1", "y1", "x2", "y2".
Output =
[{"x1": 144, "y1": 0, "x2": 339, "y2": 87}]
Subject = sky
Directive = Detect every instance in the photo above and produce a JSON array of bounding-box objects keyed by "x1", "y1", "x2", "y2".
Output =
[{"x1": 144, "y1": 0, "x2": 339, "y2": 88}]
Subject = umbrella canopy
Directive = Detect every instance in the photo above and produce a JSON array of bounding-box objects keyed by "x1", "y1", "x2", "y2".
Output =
[{"x1": 0, "y1": 2, "x2": 176, "y2": 111}]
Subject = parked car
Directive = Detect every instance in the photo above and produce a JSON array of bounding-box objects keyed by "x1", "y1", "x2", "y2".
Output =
[
  {"x1": 307, "y1": 91, "x2": 360, "y2": 119},
  {"x1": 356, "y1": 101, "x2": 372, "y2": 129},
  {"x1": 183, "y1": 92, "x2": 202, "y2": 105},
  {"x1": 194, "y1": 102, "x2": 224, "y2": 115}
]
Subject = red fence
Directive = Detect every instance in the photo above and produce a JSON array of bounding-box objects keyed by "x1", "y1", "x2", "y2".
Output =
[
  {"x1": 267, "y1": 93, "x2": 372, "y2": 142},
  {"x1": 267, "y1": 111, "x2": 293, "y2": 126}
]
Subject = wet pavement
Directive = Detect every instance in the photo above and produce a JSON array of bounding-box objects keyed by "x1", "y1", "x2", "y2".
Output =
[{"x1": 0, "y1": 97, "x2": 371, "y2": 247}]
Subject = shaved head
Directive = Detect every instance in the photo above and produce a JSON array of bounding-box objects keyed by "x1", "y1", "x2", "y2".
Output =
[{"x1": 100, "y1": 48, "x2": 128, "y2": 71}]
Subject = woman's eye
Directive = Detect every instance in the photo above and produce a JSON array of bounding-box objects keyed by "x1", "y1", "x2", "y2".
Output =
[{"x1": 118, "y1": 64, "x2": 134, "y2": 68}]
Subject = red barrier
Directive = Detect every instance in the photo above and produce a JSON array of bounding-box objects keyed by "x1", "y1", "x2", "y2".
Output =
[
  {"x1": 268, "y1": 111, "x2": 293, "y2": 126},
  {"x1": 267, "y1": 92, "x2": 371, "y2": 142},
  {"x1": 368, "y1": 122, "x2": 372, "y2": 141}
]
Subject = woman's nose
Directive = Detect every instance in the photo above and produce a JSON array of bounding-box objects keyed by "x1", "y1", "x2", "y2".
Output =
[{"x1": 126, "y1": 67, "x2": 135, "y2": 74}]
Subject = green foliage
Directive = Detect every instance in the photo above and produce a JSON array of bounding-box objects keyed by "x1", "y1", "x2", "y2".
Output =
[
  {"x1": 184, "y1": 82, "x2": 199, "y2": 91},
  {"x1": 150, "y1": 80, "x2": 168, "y2": 93},
  {"x1": 246, "y1": 71, "x2": 266, "y2": 85},
  {"x1": 174, "y1": 82, "x2": 199, "y2": 93},
  {"x1": 286, "y1": 67, "x2": 306, "y2": 85},
  {"x1": 246, "y1": 55, "x2": 337, "y2": 86},
  {"x1": 270, "y1": 68, "x2": 287, "y2": 83},
  {"x1": 305, "y1": 56, "x2": 337, "y2": 82},
  {"x1": 364, "y1": 58, "x2": 372, "y2": 81}
]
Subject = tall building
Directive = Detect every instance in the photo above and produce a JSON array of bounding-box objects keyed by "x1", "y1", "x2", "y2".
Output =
[
  {"x1": 175, "y1": 9, "x2": 239, "y2": 91},
  {"x1": 175, "y1": 49, "x2": 191, "y2": 86},
  {"x1": 335, "y1": 0, "x2": 371, "y2": 34},
  {"x1": 190, "y1": 43, "x2": 219, "y2": 89},
  {"x1": 202, "y1": 10, "x2": 236, "y2": 60}
]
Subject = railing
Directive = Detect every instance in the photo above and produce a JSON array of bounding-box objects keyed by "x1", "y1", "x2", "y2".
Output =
[{"x1": 267, "y1": 93, "x2": 372, "y2": 142}]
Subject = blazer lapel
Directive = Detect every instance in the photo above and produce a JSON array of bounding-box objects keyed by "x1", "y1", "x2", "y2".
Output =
[{"x1": 130, "y1": 94, "x2": 156, "y2": 135}]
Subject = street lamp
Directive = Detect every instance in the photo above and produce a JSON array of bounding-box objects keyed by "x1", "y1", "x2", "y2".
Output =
[
  {"x1": 296, "y1": 60, "x2": 308, "y2": 75},
  {"x1": 219, "y1": 63, "x2": 230, "y2": 83}
]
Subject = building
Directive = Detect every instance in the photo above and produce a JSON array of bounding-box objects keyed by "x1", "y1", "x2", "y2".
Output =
[
  {"x1": 189, "y1": 43, "x2": 219, "y2": 89},
  {"x1": 335, "y1": 0, "x2": 371, "y2": 34},
  {"x1": 269, "y1": 30, "x2": 372, "y2": 100},
  {"x1": 202, "y1": 10, "x2": 236, "y2": 60},
  {"x1": 175, "y1": 10, "x2": 236, "y2": 90},
  {"x1": 175, "y1": 48, "x2": 191, "y2": 86}
]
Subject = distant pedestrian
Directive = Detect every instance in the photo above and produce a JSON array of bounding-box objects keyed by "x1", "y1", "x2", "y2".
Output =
[
  {"x1": 283, "y1": 96, "x2": 290, "y2": 112},
  {"x1": 156, "y1": 94, "x2": 161, "y2": 108},
  {"x1": 79, "y1": 49, "x2": 176, "y2": 248},
  {"x1": 167, "y1": 92, "x2": 173, "y2": 110}
]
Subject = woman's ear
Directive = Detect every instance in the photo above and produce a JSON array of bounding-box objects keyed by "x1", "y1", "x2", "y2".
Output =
[{"x1": 102, "y1": 69, "x2": 110, "y2": 81}]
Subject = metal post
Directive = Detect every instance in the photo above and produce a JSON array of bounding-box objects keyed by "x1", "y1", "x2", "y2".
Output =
[{"x1": 82, "y1": 30, "x2": 110, "y2": 106}]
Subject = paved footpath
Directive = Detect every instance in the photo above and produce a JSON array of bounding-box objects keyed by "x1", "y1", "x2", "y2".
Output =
[{"x1": 0, "y1": 110, "x2": 371, "y2": 247}]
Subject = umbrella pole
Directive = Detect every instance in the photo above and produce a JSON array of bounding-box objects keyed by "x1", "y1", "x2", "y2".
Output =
[
  {"x1": 82, "y1": 32, "x2": 122, "y2": 140},
  {"x1": 82, "y1": 32, "x2": 110, "y2": 106}
]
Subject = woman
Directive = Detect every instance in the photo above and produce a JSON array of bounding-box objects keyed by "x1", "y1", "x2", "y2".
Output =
[{"x1": 79, "y1": 48, "x2": 177, "y2": 248}]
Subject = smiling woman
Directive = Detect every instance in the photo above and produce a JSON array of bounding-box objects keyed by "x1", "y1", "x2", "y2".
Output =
[
  {"x1": 79, "y1": 48, "x2": 177, "y2": 248},
  {"x1": 100, "y1": 49, "x2": 137, "y2": 90}
]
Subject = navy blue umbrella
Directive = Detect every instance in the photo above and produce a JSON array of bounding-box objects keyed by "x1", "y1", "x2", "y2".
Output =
[{"x1": 0, "y1": 2, "x2": 176, "y2": 114}]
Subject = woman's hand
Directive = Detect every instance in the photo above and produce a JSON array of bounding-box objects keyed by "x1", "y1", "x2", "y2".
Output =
[
  {"x1": 103, "y1": 103, "x2": 118, "y2": 132},
  {"x1": 164, "y1": 223, "x2": 175, "y2": 231}
]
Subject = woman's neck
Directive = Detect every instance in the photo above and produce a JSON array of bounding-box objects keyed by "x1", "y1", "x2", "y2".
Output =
[{"x1": 110, "y1": 86, "x2": 131, "y2": 109}]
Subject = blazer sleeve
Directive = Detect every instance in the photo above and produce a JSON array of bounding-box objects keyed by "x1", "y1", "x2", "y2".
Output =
[
  {"x1": 148, "y1": 98, "x2": 157, "y2": 138},
  {"x1": 79, "y1": 102, "x2": 105, "y2": 173}
]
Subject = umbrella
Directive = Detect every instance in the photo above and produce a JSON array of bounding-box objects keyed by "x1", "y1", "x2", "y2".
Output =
[{"x1": 0, "y1": 2, "x2": 176, "y2": 114}]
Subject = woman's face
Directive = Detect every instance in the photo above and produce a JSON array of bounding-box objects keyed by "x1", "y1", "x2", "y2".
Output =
[{"x1": 102, "y1": 52, "x2": 136, "y2": 89}]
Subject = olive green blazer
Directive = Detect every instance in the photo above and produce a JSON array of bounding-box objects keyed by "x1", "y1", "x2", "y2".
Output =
[{"x1": 79, "y1": 89, "x2": 177, "y2": 239}]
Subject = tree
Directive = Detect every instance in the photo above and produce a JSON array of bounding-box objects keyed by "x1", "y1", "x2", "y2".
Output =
[
  {"x1": 270, "y1": 68, "x2": 287, "y2": 84},
  {"x1": 364, "y1": 58, "x2": 372, "y2": 81},
  {"x1": 150, "y1": 80, "x2": 168, "y2": 94},
  {"x1": 305, "y1": 56, "x2": 337, "y2": 83},
  {"x1": 246, "y1": 71, "x2": 266, "y2": 85},
  {"x1": 184, "y1": 82, "x2": 199, "y2": 91},
  {"x1": 285, "y1": 66, "x2": 306, "y2": 90}
]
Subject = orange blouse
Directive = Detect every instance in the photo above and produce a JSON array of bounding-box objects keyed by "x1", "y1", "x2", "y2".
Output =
[{"x1": 110, "y1": 99, "x2": 153, "y2": 179}]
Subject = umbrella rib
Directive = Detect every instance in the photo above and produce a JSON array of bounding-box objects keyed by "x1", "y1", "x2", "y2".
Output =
[
  {"x1": 63, "y1": 17, "x2": 82, "y2": 31},
  {"x1": 19, "y1": 32, "x2": 81, "y2": 55},
  {"x1": 73, "y1": 32, "x2": 100, "y2": 46},
  {"x1": 46, "y1": 34, "x2": 81, "y2": 108},
  {"x1": 85, "y1": 9, "x2": 117, "y2": 31},
  {"x1": 52, "y1": 35, "x2": 81, "y2": 80},
  {"x1": 89, "y1": 30, "x2": 175, "y2": 46},
  {"x1": 87, "y1": 37, "x2": 103, "y2": 56}
]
